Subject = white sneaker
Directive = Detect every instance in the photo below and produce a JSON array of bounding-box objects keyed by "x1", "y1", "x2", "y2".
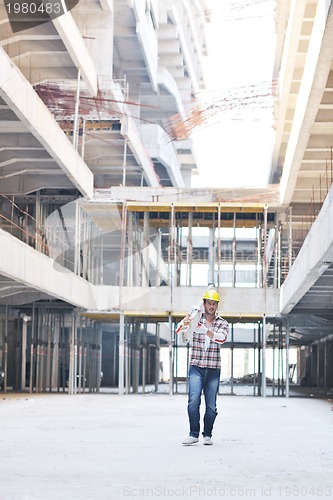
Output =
[
  {"x1": 182, "y1": 436, "x2": 199, "y2": 445},
  {"x1": 203, "y1": 436, "x2": 213, "y2": 445}
]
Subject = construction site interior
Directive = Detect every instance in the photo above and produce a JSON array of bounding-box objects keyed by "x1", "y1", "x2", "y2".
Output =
[{"x1": 1, "y1": 0, "x2": 333, "y2": 401}]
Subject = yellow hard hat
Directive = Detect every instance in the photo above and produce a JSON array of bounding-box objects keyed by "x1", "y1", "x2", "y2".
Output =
[{"x1": 202, "y1": 290, "x2": 220, "y2": 302}]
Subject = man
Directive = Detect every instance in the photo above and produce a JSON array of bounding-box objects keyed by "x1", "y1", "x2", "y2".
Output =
[{"x1": 180, "y1": 289, "x2": 229, "y2": 446}]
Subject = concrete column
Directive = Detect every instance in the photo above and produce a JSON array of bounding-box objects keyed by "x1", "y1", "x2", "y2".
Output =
[
  {"x1": 318, "y1": 341, "x2": 325, "y2": 387},
  {"x1": 298, "y1": 346, "x2": 307, "y2": 385},
  {"x1": 325, "y1": 338, "x2": 333, "y2": 387},
  {"x1": 97, "y1": 325, "x2": 102, "y2": 393},
  {"x1": 311, "y1": 344, "x2": 318, "y2": 386}
]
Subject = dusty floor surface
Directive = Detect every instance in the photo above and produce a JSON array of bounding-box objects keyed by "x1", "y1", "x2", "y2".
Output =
[{"x1": 0, "y1": 393, "x2": 332, "y2": 500}]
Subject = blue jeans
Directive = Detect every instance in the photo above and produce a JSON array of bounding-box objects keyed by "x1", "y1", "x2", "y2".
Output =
[{"x1": 187, "y1": 365, "x2": 220, "y2": 438}]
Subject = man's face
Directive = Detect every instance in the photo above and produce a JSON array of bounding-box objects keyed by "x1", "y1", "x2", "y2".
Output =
[{"x1": 204, "y1": 299, "x2": 218, "y2": 315}]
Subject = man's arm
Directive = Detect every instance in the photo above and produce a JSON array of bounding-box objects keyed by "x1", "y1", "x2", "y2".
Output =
[{"x1": 197, "y1": 320, "x2": 229, "y2": 344}]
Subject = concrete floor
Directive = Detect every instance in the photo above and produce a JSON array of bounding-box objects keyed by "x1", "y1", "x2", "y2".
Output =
[{"x1": 0, "y1": 393, "x2": 332, "y2": 500}]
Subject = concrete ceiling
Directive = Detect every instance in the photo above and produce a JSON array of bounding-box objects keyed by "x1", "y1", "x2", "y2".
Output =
[
  {"x1": 272, "y1": 0, "x2": 333, "y2": 208},
  {"x1": 0, "y1": 0, "x2": 193, "y2": 196},
  {"x1": 270, "y1": 0, "x2": 333, "y2": 344}
]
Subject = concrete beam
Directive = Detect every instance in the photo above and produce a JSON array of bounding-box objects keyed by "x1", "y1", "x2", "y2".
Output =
[
  {"x1": 169, "y1": 4, "x2": 200, "y2": 93},
  {"x1": 0, "y1": 174, "x2": 75, "y2": 195},
  {"x1": 279, "y1": 1, "x2": 333, "y2": 206},
  {"x1": 92, "y1": 285, "x2": 280, "y2": 318},
  {"x1": 52, "y1": 12, "x2": 98, "y2": 95},
  {"x1": 280, "y1": 182, "x2": 333, "y2": 313},
  {"x1": 0, "y1": 47, "x2": 94, "y2": 197},
  {"x1": 0, "y1": 229, "x2": 96, "y2": 309},
  {"x1": 140, "y1": 123, "x2": 185, "y2": 187},
  {"x1": 272, "y1": 0, "x2": 308, "y2": 173},
  {"x1": 121, "y1": 117, "x2": 160, "y2": 187},
  {"x1": 99, "y1": 0, "x2": 113, "y2": 11},
  {"x1": 133, "y1": 0, "x2": 158, "y2": 91}
]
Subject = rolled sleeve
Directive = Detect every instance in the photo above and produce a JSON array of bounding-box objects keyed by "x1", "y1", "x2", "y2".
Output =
[{"x1": 211, "y1": 318, "x2": 229, "y2": 345}]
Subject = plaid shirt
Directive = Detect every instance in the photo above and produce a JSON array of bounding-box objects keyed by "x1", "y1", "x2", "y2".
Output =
[{"x1": 190, "y1": 314, "x2": 229, "y2": 369}]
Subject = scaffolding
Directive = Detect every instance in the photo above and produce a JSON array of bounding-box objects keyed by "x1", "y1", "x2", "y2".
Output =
[{"x1": 0, "y1": 193, "x2": 311, "y2": 397}]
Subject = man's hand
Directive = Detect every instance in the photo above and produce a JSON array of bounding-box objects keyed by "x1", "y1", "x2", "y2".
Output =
[{"x1": 182, "y1": 313, "x2": 192, "y2": 327}]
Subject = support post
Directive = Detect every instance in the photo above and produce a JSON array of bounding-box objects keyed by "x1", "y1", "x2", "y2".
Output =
[
  {"x1": 230, "y1": 322, "x2": 234, "y2": 395},
  {"x1": 127, "y1": 212, "x2": 133, "y2": 287},
  {"x1": 186, "y1": 212, "x2": 193, "y2": 286},
  {"x1": 35, "y1": 190, "x2": 41, "y2": 252},
  {"x1": 132, "y1": 322, "x2": 140, "y2": 393},
  {"x1": 29, "y1": 304, "x2": 35, "y2": 393},
  {"x1": 253, "y1": 323, "x2": 257, "y2": 396},
  {"x1": 142, "y1": 211, "x2": 149, "y2": 287},
  {"x1": 4, "y1": 305, "x2": 8, "y2": 394},
  {"x1": 232, "y1": 213, "x2": 236, "y2": 287},
  {"x1": 263, "y1": 205, "x2": 268, "y2": 287},
  {"x1": 273, "y1": 213, "x2": 279, "y2": 288},
  {"x1": 68, "y1": 312, "x2": 77, "y2": 395},
  {"x1": 156, "y1": 229, "x2": 162, "y2": 287},
  {"x1": 74, "y1": 202, "x2": 81, "y2": 276},
  {"x1": 208, "y1": 225, "x2": 215, "y2": 285},
  {"x1": 262, "y1": 315, "x2": 267, "y2": 397},
  {"x1": 122, "y1": 138, "x2": 128, "y2": 186},
  {"x1": 288, "y1": 206, "x2": 293, "y2": 271},
  {"x1": 119, "y1": 203, "x2": 127, "y2": 300},
  {"x1": 155, "y1": 323, "x2": 160, "y2": 393},
  {"x1": 142, "y1": 319, "x2": 147, "y2": 394},
  {"x1": 285, "y1": 317, "x2": 290, "y2": 398},
  {"x1": 21, "y1": 316, "x2": 28, "y2": 390},
  {"x1": 217, "y1": 204, "x2": 221, "y2": 289},
  {"x1": 118, "y1": 313, "x2": 125, "y2": 395},
  {"x1": 168, "y1": 314, "x2": 173, "y2": 396}
]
